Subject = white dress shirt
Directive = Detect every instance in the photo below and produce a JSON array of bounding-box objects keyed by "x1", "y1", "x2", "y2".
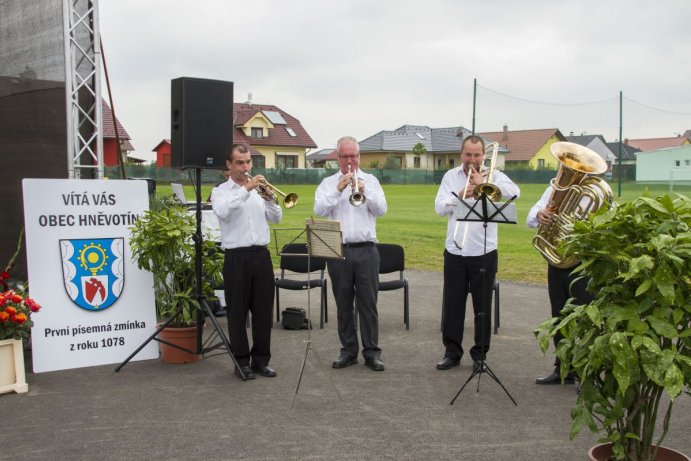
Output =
[
  {"x1": 435, "y1": 167, "x2": 520, "y2": 256},
  {"x1": 526, "y1": 185, "x2": 552, "y2": 228},
  {"x1": 211, "y1": 179, "x2": 282, "y2": 249},
  {"x1": 314, "y1": 170, "x2": 387, "y2": 243}
]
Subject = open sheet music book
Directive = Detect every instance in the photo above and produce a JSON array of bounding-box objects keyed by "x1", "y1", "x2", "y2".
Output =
[{"x1": 306, "y1": 218, "x2": 343, "y2": 259}]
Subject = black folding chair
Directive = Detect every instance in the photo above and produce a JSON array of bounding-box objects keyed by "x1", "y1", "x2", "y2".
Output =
[
  {"x1": 376, "y1": 243, "x2": 410, "y2": 330},
  {"x1": 274, "y1": 243, "x2": 328, "y2": 328}
]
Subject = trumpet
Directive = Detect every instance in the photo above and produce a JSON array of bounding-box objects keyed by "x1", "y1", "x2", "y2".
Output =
[
  {"x1": 245, "y1": 172, "x2": 299, "y2": 209},
  {"x1": 453, "y1": 142, "x2": 502, "y2": 250},
  {"x1": 348, "y1": 164, "x2": 366, "y2": 206}
]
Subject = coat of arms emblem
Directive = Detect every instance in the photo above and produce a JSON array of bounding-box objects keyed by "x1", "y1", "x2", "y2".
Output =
[{"x1": 60, "y1": 238, "x2": 124, "y2": 311}]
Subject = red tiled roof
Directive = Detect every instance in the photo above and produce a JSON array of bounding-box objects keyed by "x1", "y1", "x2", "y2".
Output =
[
  {"x1": 102, "y1": 100, "x2": 130, "y2": 139},
  {"x1": 233, "y1": 103, "x2": 317, "y2": 149},
  {"x1": 478, "y1": 128, "x2": 565, "y2": 161},
  {"x1": 625, "y1": 137, "x2": 687, "y2": 151}
]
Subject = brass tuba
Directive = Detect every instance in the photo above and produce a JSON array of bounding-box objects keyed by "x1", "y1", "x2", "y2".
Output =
[{"x1": 532, "y1": 142, "x2": 613, "y2": 268}]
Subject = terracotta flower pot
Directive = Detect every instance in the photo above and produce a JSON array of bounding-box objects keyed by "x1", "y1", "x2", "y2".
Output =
[
  {"x1": 588, "y1": 443, "x2": 690, "y2": 461},
  {"x1": 158, "y1": 325, "x2": 201, "y2": 364}
]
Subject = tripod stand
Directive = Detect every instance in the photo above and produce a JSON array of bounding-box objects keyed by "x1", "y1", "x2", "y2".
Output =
[
  {"x1": 276, "y1": 219, "x2": 344, "y2": 406},
  {"x1": 116, "y1": 168, "x2": 242, "y2": 377},
  {"x1": 449, "y1": 192, "x2": 518, "y2": 406}
]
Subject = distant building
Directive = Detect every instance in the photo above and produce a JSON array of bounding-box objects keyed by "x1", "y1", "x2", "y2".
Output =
[
  {"x1": 152, "y1": 139, "x2": 171, "y2": 167},
  {"x1": 359, "y1": 125, "x2": 503, "y2": 170},
  {"x1": 479, "y1": 126, "x2": 566, "y2": 169},
  {"x1": 101, "y1": 101, "x2": 134, "y2": 166},
  {"x1": 306, "y1": 148, "x2": 336, "y2": 168},
  {"x1": 636, "y1": 145, "x2": 691, "y2": 182},
  {"x1": 624, "y1": 134, "x2": 690, "y2": 151}
]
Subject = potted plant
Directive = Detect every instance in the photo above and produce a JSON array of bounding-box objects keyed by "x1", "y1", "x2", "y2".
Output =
[
  {"x1": 129, "y1": 196, "x2": 223, "y2": 363},
  {"x1": 535, "y1": 193, "x2": 691, "y2": 461}
]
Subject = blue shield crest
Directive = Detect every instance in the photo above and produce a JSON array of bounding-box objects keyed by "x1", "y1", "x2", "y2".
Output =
[{"x1": 60, "y1": 238, "x2": 124, "y2": 311}]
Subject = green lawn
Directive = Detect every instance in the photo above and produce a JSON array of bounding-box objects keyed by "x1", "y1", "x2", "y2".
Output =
[{"x1": 159, "y1": 181, "x2": 690, "y2": 286}]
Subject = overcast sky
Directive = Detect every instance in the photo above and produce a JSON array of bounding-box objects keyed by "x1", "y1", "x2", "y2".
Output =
[{"x1": 98, "y1": 0, "x2": 691, "y2": 161}]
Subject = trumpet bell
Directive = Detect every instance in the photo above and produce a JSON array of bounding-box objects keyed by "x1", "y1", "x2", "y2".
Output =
[
  {"x1": 349, "y1": 192, "x2": 366, "y2": 207},
  {"x1": 283, "y1": 192, "x2": 299, "y2": 209}
]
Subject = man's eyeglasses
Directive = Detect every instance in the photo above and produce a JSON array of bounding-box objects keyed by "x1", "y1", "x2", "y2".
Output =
[{"x1": 339, "y1": 155, "x2": 359, "y2": 160}]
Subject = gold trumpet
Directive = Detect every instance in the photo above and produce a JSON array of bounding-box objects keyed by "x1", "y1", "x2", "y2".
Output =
[
  {"x1": 453, "y1": 142, "x2": 502, "y2": 250},
  {"x1": 245, "y1": 172, "x2": 299, "y2": 208},
  {"x1": 348, "y1": 164, "x2": 366, "y2": 206}
]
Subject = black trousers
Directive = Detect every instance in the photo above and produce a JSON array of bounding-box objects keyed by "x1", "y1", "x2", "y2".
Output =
[
  {"x1": 223, "y1": 246, "x2": 274, "y2": 367},
  {"x1": 441, "y1": 249, "x2": 498, "y2": 362},
  {"x1": 547, "y1": 265, "x2": 593, "y2": 367},
  {"x1": 326, "y1": 244, "x2": 381, "y2": 360}
]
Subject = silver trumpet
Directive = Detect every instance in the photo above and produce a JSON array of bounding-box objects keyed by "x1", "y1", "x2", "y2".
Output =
[
  {"x1": 245, "y1": 172, "x2": 299, "y2": 209},
  {"x1": 348, "y1": 164, "x2": 366, "y2": 206}
]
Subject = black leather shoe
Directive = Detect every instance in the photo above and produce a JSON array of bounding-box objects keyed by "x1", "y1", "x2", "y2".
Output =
[
  {"x1": 332, "y1": 355, "x2": 358, "y2": 369},
  {"x1": 251, "y1": 364, "x2": 277, "y2": 378},
  {"x1": 535, "y1": 370, "x2": 575, "y2": 385},
  {"x1": 436, "y1": 356, "x2": 461, "y2": 370},
  {"x1": 472, "y1": 360, "x2": 487, "y2": 372},
  {"x1": 234, "y1": 365, "x2": 256, "y2": 380},
  {"x1": 365, "y1": 357, "x2": 385, "y2": 371}
]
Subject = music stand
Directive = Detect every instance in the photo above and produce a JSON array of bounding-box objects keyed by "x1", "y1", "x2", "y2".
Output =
[
  {"x1": 449, "y1": 192, "x2": 518, "y2": 406},
  {"x1": 116, "y1": 168, "x2": 243, "y2": 377},
  {"x1": 275, "y1": 219, "x2": 345, "y2": 406}
]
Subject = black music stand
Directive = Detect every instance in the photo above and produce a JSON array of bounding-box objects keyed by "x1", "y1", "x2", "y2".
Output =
[
  {"x1": 449, "y1": 192, "x2": 518, "y2": 406},
  {"x1": 116, "y1": 168, "x2": 243, "y2": 377},
  {"x1": 276, "y1": 219, "x2": 345, "y2": 406}
]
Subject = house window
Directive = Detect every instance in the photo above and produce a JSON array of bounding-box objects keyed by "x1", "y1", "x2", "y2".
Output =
[
  {"x1": 414, "y1": 157, "x2": 421, "y2": 168},
  {"x1": 685, "y1": 159, "x2": 690, "y2": 167},
  {"x1": 449, "y1": 159, "x2": 455, "y2": 168},
  {"x1": 675, "y1": 160, "x2": 681, "y2": 167},
  {"x1": 251, "y1": 127, "x2": 263, "y2": 138},
  {"x1": 252, "y1": 155, "x2": 265, "y2": 169},
  {"x1": 276, "y1": 154, "x2": 297, "y2": 168},
  {"x1": 538, "y1": 159, "x2": 545, "y2": 168},
  {"x1": 437, "y1": 158, "x2": 443, "y2": 169}
]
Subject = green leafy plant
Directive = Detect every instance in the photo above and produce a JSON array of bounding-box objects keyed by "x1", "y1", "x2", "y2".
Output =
[
  {"x1": 535, "y1": 193, "x2": 691, "y2": 461},
  {"x1": 129, "y1": 197, "x2": 223, "y2": 328}
]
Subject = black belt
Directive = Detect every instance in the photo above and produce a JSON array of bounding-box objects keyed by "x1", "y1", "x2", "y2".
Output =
[
  {"x1": 226, "y1": 245, "x2": 267, "y2": 253},
  {"x1": 343, "y1": 241, "x2": 375, "y2": 248}
]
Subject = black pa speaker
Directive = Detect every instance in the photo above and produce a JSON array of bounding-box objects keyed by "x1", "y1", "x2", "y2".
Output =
[{"x1": 171, "y1": 77, "x2": 233, "y2": 169}]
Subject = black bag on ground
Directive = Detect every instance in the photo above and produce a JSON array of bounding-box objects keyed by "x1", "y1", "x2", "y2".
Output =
[{"x1": 281, "y1": 307, "x2": 311, "y2": 330}]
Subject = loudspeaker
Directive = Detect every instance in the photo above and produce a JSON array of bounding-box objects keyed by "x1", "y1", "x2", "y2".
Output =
[{"x1": 171, "y1": 77, "x2": 233, "y2": 169}]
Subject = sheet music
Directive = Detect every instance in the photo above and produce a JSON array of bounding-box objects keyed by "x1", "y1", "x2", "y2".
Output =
[
  {"x1": 306, "y1": 219, "x2": 343, "y2": 259},
  {"x1": 453, "y1": 200, "x2": 518, "y2": 224}
]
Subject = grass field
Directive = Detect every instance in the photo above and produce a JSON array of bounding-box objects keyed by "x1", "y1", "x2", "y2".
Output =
[{"x1": 160, "y1": 181, "x2": 691, "y2": 285}]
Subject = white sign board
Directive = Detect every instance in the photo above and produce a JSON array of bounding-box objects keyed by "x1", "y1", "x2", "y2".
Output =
[{"x1": 22, "y1": 179, "x2": 159, "y2": 372}]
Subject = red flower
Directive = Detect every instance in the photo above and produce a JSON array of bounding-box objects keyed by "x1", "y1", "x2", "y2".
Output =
[
  {"x1": 9, "y1": 293, "x2": 22, "y2": 303},
  {"x1": 0, "y1": 271, "x2": 9, "y2": 280},
  {"x1": 0, "y1": 295, "x2": 6, "y2": 308},
  {"x1": 0, "y1": 311, "x2": 9, "y2": 322},
  {"x1": 25, "y1": 298, "x2": 41, "y2": 312},
  {"x1": 4, "y1": 306, "x2": 17, "y2": 316},
  {"x1": 11, "y1": 313, "x2": 27, "y2": 324}
]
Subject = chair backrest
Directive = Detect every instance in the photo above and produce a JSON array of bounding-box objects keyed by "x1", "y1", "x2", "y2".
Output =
[
  {"x1": 171, "y1": 182, "x2": 188, "y2": 204},
  {"x1": 280, "y1": 243, "x2": 326, "y2": 273},
  {"x1": 377, "y1": 243, "x2": 405, "y2": 274}
]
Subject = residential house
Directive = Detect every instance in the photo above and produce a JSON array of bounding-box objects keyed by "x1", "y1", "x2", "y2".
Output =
[
  {"x1": 358, "y1": 125, "x2": 504, "y2": 170},
  {"x1": 233, "y1": 103, "x2": 316, "y2": 169},
  {"x1": 479, "y1": 126, "x2": 566, "y2": 169},
  {"x1": 565, "y1": 134, "x2": 616, "y2": 169},
  {"x1": 606, "y1": 141, "x2": 640, "y2": 180},
  {"x1": 636, "y1": 145, "x2": 691, "y2": 182},
  {"x1": 624, "y1": 134, "x2": 690, "y2": 151},
  {"x1": 102, "y1": 100, "x2": 134, "y2": 166},
  {"x1": 306, "y1": 148, "x2": 336, "y2": 168},
  {"x1": 152, "y1": 139, "x2": 171, "y2": 167},
  {"x1": 152, "y1": 102, "x2": 316, "y2": 169}
]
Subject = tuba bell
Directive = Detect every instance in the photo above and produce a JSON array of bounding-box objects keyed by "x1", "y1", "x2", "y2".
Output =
[{"x1": 532, "y1": 142, "x2": 613, "y2": 268}]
